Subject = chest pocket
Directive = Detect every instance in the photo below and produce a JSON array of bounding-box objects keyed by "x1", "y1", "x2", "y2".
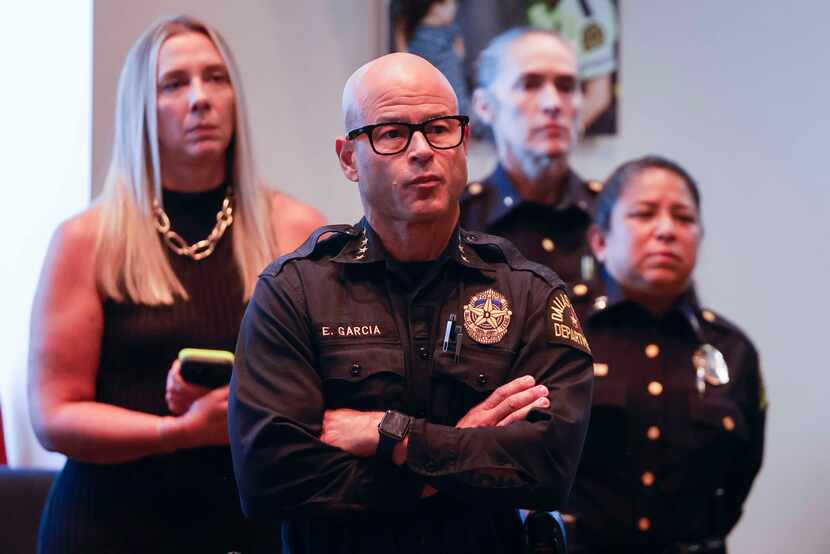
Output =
[
  {"x1": 431, "y1": 343, "x2": 514, "y2": 423},
  {"x1": 582, "y1": 380, "x2": 628, "y2": 466},
  {"x1": 318, "y1": 343, "x2": 405, "y2": 411},
  {"x1": 687, "y1": 396, "x2": 750, "y2": 445}
]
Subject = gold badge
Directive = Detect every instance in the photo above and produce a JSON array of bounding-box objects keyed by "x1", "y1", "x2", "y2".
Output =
[{"x1": 463, "y1": 288, "x2": 512, "y2": 344}]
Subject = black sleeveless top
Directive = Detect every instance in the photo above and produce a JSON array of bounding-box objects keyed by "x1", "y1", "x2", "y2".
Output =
[{"x1": 38, "y1": 184, "x2": 278, "y2": 553}]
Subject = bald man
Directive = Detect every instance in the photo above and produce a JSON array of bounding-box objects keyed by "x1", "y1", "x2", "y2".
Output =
[{"x1": 229, "y1": 53, "x2": 593, "y2": 554}]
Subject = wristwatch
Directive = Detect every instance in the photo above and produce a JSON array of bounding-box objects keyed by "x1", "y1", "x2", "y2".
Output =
[{"x1": 377, "y1": 410, "x2": 413, "y2": 462}]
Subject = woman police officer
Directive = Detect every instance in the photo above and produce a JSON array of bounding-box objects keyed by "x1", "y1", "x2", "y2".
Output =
[{"x1": 562, "y1": 156, "x2": 766, "y2": 554}]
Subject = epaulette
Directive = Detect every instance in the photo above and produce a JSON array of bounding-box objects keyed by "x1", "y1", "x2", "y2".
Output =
[
  {"x1": 697, "y1": 306, "x2": 745, "y2": 335},
  {"x1": 460, "y1": 181, "x2": 488, "y2": 204},
  {"x1": 260, "y1": 224, "x2": 358, "y2": 278},
  {"x1": 461, "y1": 230, "x2": 565, "y2": 289}
]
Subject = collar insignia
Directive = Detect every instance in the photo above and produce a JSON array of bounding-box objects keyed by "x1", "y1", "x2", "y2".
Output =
[
  {"x1": 463, "y1": 288, "x2": 512, "y2": 344},
  {"x1": 353, "y1": 228, "x2": 368, "y2": 260}
]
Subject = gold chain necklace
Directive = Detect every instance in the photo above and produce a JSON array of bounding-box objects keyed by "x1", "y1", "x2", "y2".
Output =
[{"x1": 153, "y1": 187, "x2": 234, "y2": 261}]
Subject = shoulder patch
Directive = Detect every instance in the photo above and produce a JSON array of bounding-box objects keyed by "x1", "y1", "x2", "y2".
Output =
[
  {"x1": 547, "y1": 288, "x2": 592, "y2": 355},
  {"x1": 260, "y1": 224, "x2": 355, "y2": 278}
]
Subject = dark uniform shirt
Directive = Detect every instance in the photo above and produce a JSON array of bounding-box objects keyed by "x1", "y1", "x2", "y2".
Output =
[
  {"x1": 229, "y1": 219, "x2": 594, "y2": 554},
  {"x1": 459, "y1": 164, "x2": 602, "y2": 302},
  {"x1": 564, "y1": 274, "x2": 767, "y2": 554}
]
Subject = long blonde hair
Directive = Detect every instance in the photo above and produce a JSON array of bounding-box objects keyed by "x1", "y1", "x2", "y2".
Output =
[{"x1": 95, "y1": 14, "x2": 277, "y2": 305}]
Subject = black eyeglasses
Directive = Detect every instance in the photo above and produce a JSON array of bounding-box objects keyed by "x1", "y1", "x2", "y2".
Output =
[{"x1": 347, "y1": 115, "x2": 469, "y2": 155}]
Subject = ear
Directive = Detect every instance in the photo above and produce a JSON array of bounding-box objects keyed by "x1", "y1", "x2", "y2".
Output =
[
  {"x1": 335, "y1": 136, "x2": 359, "y2": 182},
  {"x1": 587, "y1": 224, "x2": 607, "y2": 262},
  {"x1": 472, "y1": 87, "x2": 495, "y2": 126}
]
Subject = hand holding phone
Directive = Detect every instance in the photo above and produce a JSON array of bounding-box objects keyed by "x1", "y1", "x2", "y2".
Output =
[{"x1": 178, "y1": 348, "x2": 234, "y2": 389}]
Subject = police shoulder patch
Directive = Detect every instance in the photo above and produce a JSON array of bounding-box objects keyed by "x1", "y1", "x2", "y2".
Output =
[{"x1": 547, "y1": 288, "x2": 591, "y2": 355}]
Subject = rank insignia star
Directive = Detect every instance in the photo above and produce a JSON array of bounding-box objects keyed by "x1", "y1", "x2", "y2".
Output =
[{"x1": 463, "y1": 288, "x2": 512, "y2": 344}]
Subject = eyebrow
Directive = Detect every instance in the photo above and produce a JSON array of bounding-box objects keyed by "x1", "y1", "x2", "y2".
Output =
[{"x1": 158, "y1": 63, "x2": 228, "y2": 80}]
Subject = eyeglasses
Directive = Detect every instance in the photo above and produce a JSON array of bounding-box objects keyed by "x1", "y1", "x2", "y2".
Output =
[{"x1": 347, "y1": 115, "x2": 469, "y2": 156}]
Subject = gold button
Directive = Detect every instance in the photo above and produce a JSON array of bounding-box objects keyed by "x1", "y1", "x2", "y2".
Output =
[
  {"x1": 593, "y1": 363, "x2": 609, "y2": 377},
  {"x1": 702, "y1": 309, "x2": 716, "y2": 322},
  {"x1": 573, "y1": 283, "x2": 588, "y2": 296},
  {"x1": 637, "y1": 517, "x2": 651, "y2": 532},
  {"x1": 503, "y1": 196, "x2": 514, "y2": 207},
  {"x1": 648, "y1": 381, "x2": 663, "y2": 396},
  {"x1": 646, "y1": 425, "x2": 661, "y2": 440},
  {"x1": 722, "y1": 416, "x2": 735, "y2": 431},
  {"x1": 561, "y1": 513, "x2": 576, "y2": 525},
  {"x1": 467, "y1": 182, "x2": 483, "y2": 195},
  {"x1": 541, "y1": 237, "x2": 555, "y2": 252},
  {"x1": 641, "y1": 471, "x2": 655, "y2": 487},
  {"x1": 644, "y1": 344, "x2": 660, "y2": 358},
  {"x1": 588, "y1": 180, "x2": 603, "y2": 193}
]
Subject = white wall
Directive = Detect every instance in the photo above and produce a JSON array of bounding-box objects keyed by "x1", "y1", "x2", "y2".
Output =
[
  {"x1": 81, "y1": 1, "x2": 829, "y2": 552},
  {"x1": 0, "y1": 1, "x2": 93, "y2": 468}
]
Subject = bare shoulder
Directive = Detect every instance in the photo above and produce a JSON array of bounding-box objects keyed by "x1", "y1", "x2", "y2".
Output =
[
  {"x1": 53, "y1": 205, "x2": 100, "y2": 252},
  {"x1": 269, "y1": 190, "x2": 326, "y2": 254}
]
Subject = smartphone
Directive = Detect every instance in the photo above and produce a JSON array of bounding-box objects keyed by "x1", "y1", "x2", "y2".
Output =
[{"x1": 178, "y1": 348, "x2": 234, "y2": 389}]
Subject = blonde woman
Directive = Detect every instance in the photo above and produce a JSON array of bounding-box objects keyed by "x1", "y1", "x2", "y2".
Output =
[{"x1": 29, "y1": 15, "x2": 323, "y2": 553}]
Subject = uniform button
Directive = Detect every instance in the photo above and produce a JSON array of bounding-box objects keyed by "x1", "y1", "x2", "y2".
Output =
[
  {"x1": 648, "y1": 381, "x2": 663, "y2": 396},
  {"x1": 646, "y1": 425, "x2": 661, "y2": 440},
  {"x1": 637, "y1": 517, "x2": 651, "y2": 532},
  {"x1": 478, "y1": 373, "x2": 488, "y2": 385},
  {"x1": 588, "y1": 180, "x2": 604, "y2": 193},
  {"x1": 467, "y1": 234, "x2": 478, "y2": 241},
  {"x1": 641, "y1": 471, "x2": 655, "y2": 487},
  {"x1": 722, "y1": 416, "x2": 735, "y2": 431},
  {"x1": 593, "y1": 295, "x2": 608, "y2": 311},
  {"x1": 573, "y1": 283, "x2": 588, "y2": 297},
  {"x1": 467, "y1": 182, "x2": 483, "y2": 195},
  {"x1": 541, "y1": 237, "x2": 555, "y2": 252},
  {"x1": 350, "y1": 363, "x2": 361, "y2": 376},
  {"x1": 593, "y1": 363, "x2": 609, "y2": 377},
  {"x1": 644, "y1": 344, "x2": 660, "y2": 358},
  {"x1": 418, "y1": 346, "x2": 429, "y2": 360},
  {"x1": 702, "y1": 309, "x2": 716, "y2": 322},
  {"x1": 503, "y1": 196, "x2": 514, "y2": 207}
]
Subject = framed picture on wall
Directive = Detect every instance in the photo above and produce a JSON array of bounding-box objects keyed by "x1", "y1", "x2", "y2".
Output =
[{"x1": 387, "y1": 0, "x2": 620, "y2": 139}]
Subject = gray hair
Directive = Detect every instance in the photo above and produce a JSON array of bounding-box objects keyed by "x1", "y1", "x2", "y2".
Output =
[{"x1": 476, "y1": 26, "x2": 575, "y2": 90}]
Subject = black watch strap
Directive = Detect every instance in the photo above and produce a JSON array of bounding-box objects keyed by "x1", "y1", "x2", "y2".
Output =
[{"x1": 377, "y1": 410, "x2": 412, "y2": 462}]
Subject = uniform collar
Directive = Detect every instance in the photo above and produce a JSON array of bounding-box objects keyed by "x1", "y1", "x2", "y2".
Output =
[
  {"x1": 332, "y1": 217, "x2": 491, "y2": 272},
  {"x1": 588, "y1": 269, "x2": 702, "y2": 321},
  {"x1": 480, "y1": 163, "x2": 591, "y2": 227}
]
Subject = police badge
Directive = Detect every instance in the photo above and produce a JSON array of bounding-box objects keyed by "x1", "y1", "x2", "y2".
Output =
[{"x1": 463, "y1": 288, "x2": 512, "y2": 345}]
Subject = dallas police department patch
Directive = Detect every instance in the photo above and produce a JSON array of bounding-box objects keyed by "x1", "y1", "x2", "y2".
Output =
[
  {"x1": 548, "y1": 289, "x2": 591, "y2": 354},
  {"x1": 463, "y1": 288, "x2": 512, "y2": 345}
]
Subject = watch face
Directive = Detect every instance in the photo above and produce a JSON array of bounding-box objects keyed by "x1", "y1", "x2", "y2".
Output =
[{"x1": 380, "y1": 410, "x2": 412, "y2": 440}]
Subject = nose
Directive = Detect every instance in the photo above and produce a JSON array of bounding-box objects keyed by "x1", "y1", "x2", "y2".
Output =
[
  {"x1": 407, "y1": 129, "x2": 434, "y2": 163},
  {"x1": 654, "y1": 214, "x2": 677, "y2": 240},
  {"x1": 188, "y1": 78, "x2": 210, "y2": 112},
  {"x1": 538, "y1": 81, "x2": 562, "y2": 116}
]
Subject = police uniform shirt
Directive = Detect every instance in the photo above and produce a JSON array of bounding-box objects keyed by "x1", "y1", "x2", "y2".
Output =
[
  {"x1": 460, "y1": 164, "x2": 601, "y2": 299},
  {"x1": 564, "y1": 275, "x2": 767, "y2": 553},
  {"x1": 229, "y1": 219, "x2": 594, "y2": 554}
]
